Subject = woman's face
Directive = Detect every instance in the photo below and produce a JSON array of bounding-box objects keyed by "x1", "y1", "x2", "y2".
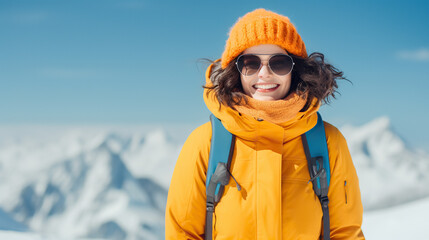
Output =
[{"x1": 239, "y1": 44, "x2": 292, "y2": 101}]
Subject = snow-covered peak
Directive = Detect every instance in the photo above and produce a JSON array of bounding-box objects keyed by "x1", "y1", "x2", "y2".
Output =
[
  {"x1": 145, "y1": 129, "x2": 169, "y2": 146},
  {"x1": 341, "y1": 117, "x2": 429, "y2": 210},
  {"x1": 0, "y1": 126, "x2": 182, "y2": 240},
  {"x1": 4, "y1": 144, "x2": 165, "y2": 239},
  {"x1": 342, "y1": 116, "x2": 406, "y2": 166},
  {"x1": 342, "y1": 116, "x2": 392, "y2": 142}
]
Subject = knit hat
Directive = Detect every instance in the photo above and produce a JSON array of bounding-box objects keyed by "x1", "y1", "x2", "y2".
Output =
[{"x1": 221, "y1": 8, "x2": 307, "y2": 69}]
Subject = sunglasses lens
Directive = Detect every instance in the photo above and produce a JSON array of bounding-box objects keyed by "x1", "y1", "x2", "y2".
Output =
[
  {"x1": 237, "y1": 55, "x2": 261, "y2": 76},
  {"x1": 269, "y1": 55, "x2": 293, "y2": 75}
]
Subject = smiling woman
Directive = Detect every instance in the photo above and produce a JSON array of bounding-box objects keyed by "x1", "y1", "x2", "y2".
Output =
[{"x1": 166, "y1": 8, "x2": 364, "y2": 240}]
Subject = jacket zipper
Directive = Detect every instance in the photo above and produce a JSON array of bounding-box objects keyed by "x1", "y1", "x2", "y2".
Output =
[{"x1": 344, "y1": 180, "x2": 348, "y2": 204}]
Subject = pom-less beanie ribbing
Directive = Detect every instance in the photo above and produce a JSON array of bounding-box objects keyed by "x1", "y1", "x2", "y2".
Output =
[{"x1": 221, "y1": 9, "x2": 307, "y2": 69}]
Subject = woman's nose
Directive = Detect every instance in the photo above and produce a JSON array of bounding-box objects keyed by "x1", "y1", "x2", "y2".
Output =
[{"x1": 258, "y1": 64, "x2": 272, "y2": 79}]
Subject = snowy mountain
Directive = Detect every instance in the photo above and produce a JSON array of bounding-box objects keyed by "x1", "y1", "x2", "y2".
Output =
[
  {"x1": 0, "y1": 126, "x2": 189, "y2": 240},
  {"x1": 0, "y1": 118, "x2": 428, "y2": 239},
  {"x1": 341, "y1": 117, "x2": 429, "y2": 210}
]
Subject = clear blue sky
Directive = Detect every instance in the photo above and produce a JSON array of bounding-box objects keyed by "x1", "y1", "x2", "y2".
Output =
[{"x1": 1, "y1": 0, "x2": 428, "y2": 150}]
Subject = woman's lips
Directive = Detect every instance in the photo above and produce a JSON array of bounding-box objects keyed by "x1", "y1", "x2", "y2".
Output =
[{"x1": 253, "y1": 83, "x2": 280, "y2": 92}]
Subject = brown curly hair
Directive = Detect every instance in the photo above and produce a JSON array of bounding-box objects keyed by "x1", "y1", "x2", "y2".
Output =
[{"x1": 203, "y1": 52, "x2": 347, "y2": 111}]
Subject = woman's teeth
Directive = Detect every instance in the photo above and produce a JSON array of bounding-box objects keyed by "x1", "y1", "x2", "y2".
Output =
[{"x1": 253, "y1": 84, "x2": 279, "y2": 89}]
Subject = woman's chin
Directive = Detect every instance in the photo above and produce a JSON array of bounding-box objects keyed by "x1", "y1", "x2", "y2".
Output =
[{"x1": 251, "y1": 95, "x2": 280, "y2": 101}]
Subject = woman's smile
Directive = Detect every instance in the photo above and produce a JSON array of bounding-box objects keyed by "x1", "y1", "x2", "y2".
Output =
[{"x1": 253, "y1": 83, "x2": 280, "y2": 92}]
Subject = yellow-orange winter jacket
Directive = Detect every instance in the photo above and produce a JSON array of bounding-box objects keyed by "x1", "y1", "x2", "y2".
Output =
[{"x1": 165, "y1": 65, "x2": 365, "y2": 240}]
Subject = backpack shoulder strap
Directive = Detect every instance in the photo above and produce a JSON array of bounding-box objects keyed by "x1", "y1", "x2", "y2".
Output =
[
  {"x1": 302, "y1": 112, "x2": 331, "y2": 240},
  {"x1": 205, "y1": 114, "x2": 235, "y2": 240}
]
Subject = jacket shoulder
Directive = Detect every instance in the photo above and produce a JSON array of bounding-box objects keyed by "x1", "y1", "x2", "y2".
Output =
[
  {"x1": 323, "y1": 121, "x2": 351, "y2": 164},
  {"x1": 179, "y1": 121, "x2": 212, "y2": 167},
  {"x1": 323, "y1": 121, "x2": 347, "y2": 145},
  {"x1": 185, "y1": 121, "x2": 212, "y2": 148},
  {"x1": 323, "y1": 121, "x2": 354, "y2": 173}
]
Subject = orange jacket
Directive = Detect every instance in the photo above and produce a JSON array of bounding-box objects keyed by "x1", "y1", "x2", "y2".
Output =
[{"x1": 165, "y1": 65, "x2": 364, "y2": 239}]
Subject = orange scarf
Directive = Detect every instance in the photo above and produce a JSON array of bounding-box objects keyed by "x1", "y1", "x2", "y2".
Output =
[{"x1": 234, "y1": 92, "x2": 307, "y2": 124}]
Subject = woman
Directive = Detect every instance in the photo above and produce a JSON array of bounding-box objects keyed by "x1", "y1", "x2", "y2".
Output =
[{"x1": 166, "y1": 9, "x2": 364, "y2": 240}]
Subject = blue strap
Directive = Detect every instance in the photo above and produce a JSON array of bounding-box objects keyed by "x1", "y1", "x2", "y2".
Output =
[
  {"x1": 302, "y1": 112, "x2": 331, "y2": 240},
  {"x1": 304, "y1": 112, "x2": 331, "y2": 188},
  {"x1": 205, "y1": 114, "x2": 235, "y2": 240},
  {"x1": 206, "y1": 114, "x2": 234, "y2": 196}
]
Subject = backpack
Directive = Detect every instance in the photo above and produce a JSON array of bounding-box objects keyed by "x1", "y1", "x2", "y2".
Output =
[{"x1": 205, "y1": 112, "x2": 331, "y2": 240}]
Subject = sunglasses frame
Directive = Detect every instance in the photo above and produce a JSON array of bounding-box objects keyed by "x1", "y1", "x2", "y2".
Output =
[{"x1": 235, "y1": 53, "x2": 295, "y2": 76}]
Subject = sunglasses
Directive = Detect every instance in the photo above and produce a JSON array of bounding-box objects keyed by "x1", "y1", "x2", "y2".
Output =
[{"x1": 235, "y1": 54, "x2": 295, "y2": 76}]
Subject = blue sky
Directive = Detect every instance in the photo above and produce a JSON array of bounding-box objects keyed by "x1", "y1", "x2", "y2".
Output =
[{"x1": 1, "y1": 0, "x2": 428, "y2": 150}]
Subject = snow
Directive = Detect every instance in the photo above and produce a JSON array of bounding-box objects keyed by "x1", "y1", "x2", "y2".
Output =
[
  {"x1": 363, "y1": 196, "x2": 429, "y2": 239},
  {"x1": 0, "y1": 118, "x2": 428, "y2": 239},
  {"x1": 0, "y1": 230, "x2": 106, "y2": 240}
]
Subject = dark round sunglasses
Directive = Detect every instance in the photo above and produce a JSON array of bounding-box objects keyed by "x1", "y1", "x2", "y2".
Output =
[{"x1": 235, "y1": 54, "x2": 295, "y2": 76}]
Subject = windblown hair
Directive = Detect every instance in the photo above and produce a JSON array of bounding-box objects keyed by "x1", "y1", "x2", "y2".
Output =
[{"x1": 203, "y1": 52, "x2": 347, "y2": 111}]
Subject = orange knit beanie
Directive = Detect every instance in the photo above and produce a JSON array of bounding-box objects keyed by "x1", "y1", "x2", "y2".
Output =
[{"x1": 221, "y1": 8, "x2": 307, "y2": 69}]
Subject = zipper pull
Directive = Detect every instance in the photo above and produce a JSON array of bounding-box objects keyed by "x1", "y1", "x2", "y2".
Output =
[{"x1": 227, "y1": 168, "x2": 241, "y2": 191}]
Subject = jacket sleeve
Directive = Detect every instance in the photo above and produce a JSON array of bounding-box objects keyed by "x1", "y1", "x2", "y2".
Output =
[
  {"x1": 165, "y1": 122, "x2": 211, "y2": 240},
  {"x1": 324, "y1": 122, "x2": 365, "y2": 240}
]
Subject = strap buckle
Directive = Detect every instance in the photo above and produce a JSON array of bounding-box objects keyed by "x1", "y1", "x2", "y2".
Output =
[
  {"x1": 206, "y1": 202, "x2": 214, "y2": 212},
  {"x1": 320, "y1": 196, "x2": 329, "y2": 208}
]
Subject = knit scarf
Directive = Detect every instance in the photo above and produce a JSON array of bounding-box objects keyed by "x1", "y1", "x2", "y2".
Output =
[{"x1": 234, "y1": 92, "x2": 307, "y2": 124}]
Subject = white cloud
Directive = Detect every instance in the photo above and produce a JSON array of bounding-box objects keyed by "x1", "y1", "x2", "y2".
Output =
[{"x1": 397, "y1": 48, "x2": 429, "y2": 61}]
